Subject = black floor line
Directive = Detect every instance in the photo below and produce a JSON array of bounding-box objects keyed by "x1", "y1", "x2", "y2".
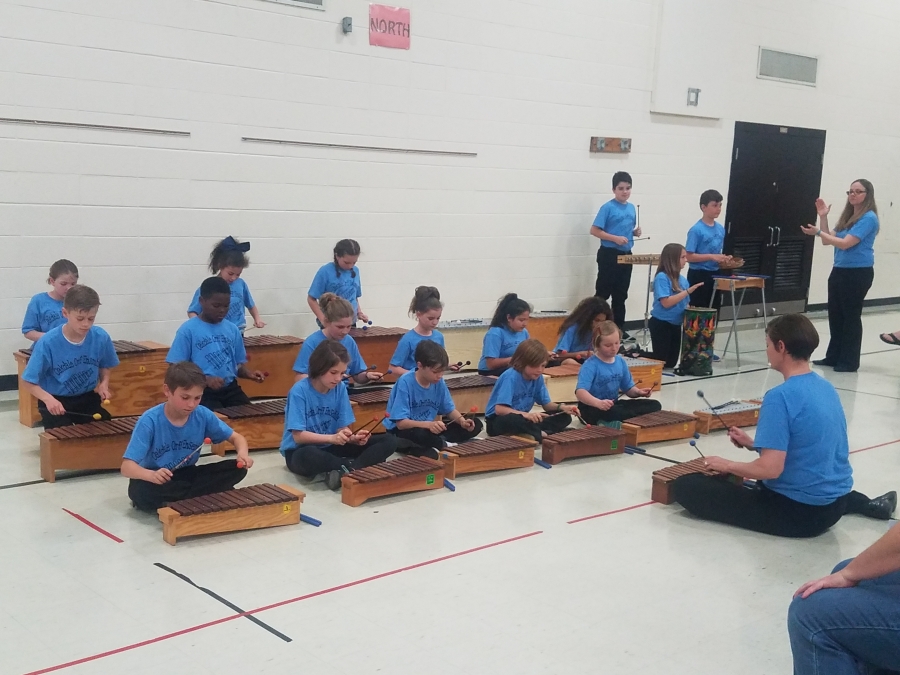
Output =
[
  {"x1": 834, "y1": 387, "x2": 900, "y2": 401},
  {"x1": 0, "y1": 478, "x2": 45, "y2": 490},
  {"x1": 154, "y1": 563, "x2": 292, "y2": 642}
]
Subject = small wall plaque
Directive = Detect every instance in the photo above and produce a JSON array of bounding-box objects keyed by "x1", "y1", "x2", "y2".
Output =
[{"x1": 590, "y1": 137, "x2": 631, "y2": 153}]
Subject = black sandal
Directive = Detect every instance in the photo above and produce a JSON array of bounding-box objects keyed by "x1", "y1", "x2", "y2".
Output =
[{"x1": 880, "y1": 333, "x2": 900, "y2": 346}]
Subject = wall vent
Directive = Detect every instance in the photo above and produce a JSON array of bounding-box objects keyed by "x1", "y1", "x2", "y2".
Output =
[
  {"x1": 758, "y1": 48, "x2": 817, "y2": 86},
  {"x1": 261, "y1": 0, "x2": 324, "y2": 10}
]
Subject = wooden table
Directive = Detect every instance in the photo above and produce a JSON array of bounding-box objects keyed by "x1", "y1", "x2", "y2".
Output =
[{"x1": 714, "y1": 275, "x2": 769, "y2": 369}]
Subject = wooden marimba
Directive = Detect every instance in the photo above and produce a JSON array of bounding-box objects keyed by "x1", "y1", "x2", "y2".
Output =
[
  {"x1": 542, "y1": 363, "x2": 581, "y2": 402},
  {"x1": 444, "y1": 374, "x2": 497, "y2": 414},
  {"x1": 693, "y1": 400, "x2": 762, "y2": 434},
  {"x1": 242, "y1": 335, "x2": 303, "y2": 399},
  {"x1": 348, "y1": 388, "x2": 392, "y2": 433},
  {"x1": 157, "y1": 483, "x2": 305, "y2": 545},
  {"x1": 15, "y1": 340, "x2": 169, "y2": 427},
  {"x1": 348, "y1": 326, "x2": 407, "y2": 383},
  {"x1": 651, "y1": 457, "x2": 742, "y2": 504},
  {"x1": 439, "y1": 436, "x2": 537, "y2": 478},
  {"x1": 621, "y1": 410, "x2": 697, "y2": 446},
  {"x1": 341, "y1": 456, "x2": 444, "y2": 507},
  {"x1": 622, "y1": 356, "x2": 664, "y2": 392},
  {"x1": 210, "y1": 399, "x2": 287, "y2": 455},
  {"x1": 39, "y1": 417, "x2": 138, "y2": 482},
  {"x1": 541, "y1": 426, "x2": 626, "y2": 465}
]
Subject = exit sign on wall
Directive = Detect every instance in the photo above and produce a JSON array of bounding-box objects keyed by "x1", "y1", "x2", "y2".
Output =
[{"x1": 369, "y1": 4, "x2": 410, "y2": 49}]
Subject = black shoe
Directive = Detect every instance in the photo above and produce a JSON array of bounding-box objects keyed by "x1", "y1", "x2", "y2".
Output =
[
  {"x1": 833, "y1": 364, "x2": 858, "y2": 373},
  {"x1": 812, "y1": 359, "x2": 835, "y2": 367},
  {"x1": 862, "y1": 491, "x2": 897, "y2": 520},
  {"x1": 324, "y1": 468, "x2": 346, "y2": 491}
]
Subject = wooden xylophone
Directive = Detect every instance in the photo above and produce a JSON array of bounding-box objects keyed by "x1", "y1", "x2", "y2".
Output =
[
  {"x1": 542, "y1": 363, "x2": 581, "y2": 402},
  {"x1": 39, "y1": 417, "x2": 138, "y2": 483},
  {"x1": 693, "y1": 400, "x2": 762, "y2": 434},
  {"x1": 15, "y1": 340, "x2": 169, "y2": 427},
  {"x1": 651, "y1": 457, "x2": 742, "y2": 504},
  {"x1": 717, "y1": 256, "x2": 745, "y2": 271},
  {"x1": 242, "y1": 334, "x2": 303, "y2": 399},
  {"x1": 210, "y1": 399, "x2": 287, "y2": 454},
  {"x1": 348, "y1": 388, "x2": 392, "y2": 433},
  {"x1": 443, "y1": 374, "x2": 497, "y2": 414},
  {"x1": 617, "y1": 254, "x2": 660, "y2": 265},
  {"x1": 341, "y1": 456, "x2": 444, "y2": 507},
  {"x1": 622, "y1": 356, "x2": 665, "y2": 392},
  {"x1": 157, "y1": 483, "x2": 305, "y2": 545},
  {"x1": 541, "y1": 426, "x2": 626, "y2": 465},
  {"x1": 621, "y1": 410, "x2": 698, "y2": 446},
  {"x1": 348, "y1": 326, "x2": 407, "y2": 384},
  {"x1": 439, "y1": 435, "x2": 537, "y2": 478}
]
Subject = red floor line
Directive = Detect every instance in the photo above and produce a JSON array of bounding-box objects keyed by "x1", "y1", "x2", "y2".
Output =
[
  {"x1": 850, "y1": 439, "x2": 900, "y2": 455},
  {"x1": 61, "y1": 509, "x2": 123, "y2": 543},
  {"x1": 22, "y1": 530, "x2": 543, "y2": 675},
  {"x1": 567, "y1": 500, "x2": 654, "y2": 524}
]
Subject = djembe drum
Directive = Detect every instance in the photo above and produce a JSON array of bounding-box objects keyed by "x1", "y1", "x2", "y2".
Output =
[{"x1": 676, "y1": 307, "x2": 717, "y2": 376}]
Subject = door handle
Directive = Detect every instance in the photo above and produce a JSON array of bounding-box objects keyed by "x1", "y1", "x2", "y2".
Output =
[
  {"x1": 775, "y1": 226, "x2": 781, "y2": 246},
  {"x1": 767, "y1": 227, "x2": 774, "y2": 247}
]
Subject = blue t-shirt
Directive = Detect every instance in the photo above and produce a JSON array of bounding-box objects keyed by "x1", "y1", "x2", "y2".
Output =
[
  {"x1": 22, "y1": 292, "x2": 65, "y2": 335},
  {"x1": 21, "y1": 325, "x2": 119, "y2": 397},
  {"x1": 280, "y1": 378, "x2": 356, "y2": 454},
  {"x1": 753, "y1": 372, "x2": 853, "y2": 505},
  {"x1": 308, "y1": 263, "x2": 362, "y2": 314},
  {"x1": 478, "y1": 327, "x2": 530, "y2": 371},
  {"x1": 292, "y1": 330, "x2": 367, "y2": 376},
  {"x1": 166, "y1": 317, "x2": 246, "y2": 384},
  {"x1": 123, "y1": 404, "x2": 234, "y2": 470},
  {"x1": 651, "y1": 273, "x2": 690, "y2": 325},
  {"x1": 384, "y1": 370, "x2": 455, "y2": 431},
  {"x1": 187, "y1": 278, "x2": 255, "y2": 329},
  {"x1": 486, "y1": 368, "x2": 552, "y2": 417},
  {"x1": 390, "y1": 329, "x2": 446, "y2": 370},
  {"x1": 685, "y1": 220, "x2": 726, "y2": 272},
  {"x1": 575, "y1": 354, "x2": 634, "y2": 401},
  {"x1": 593, "y1": 199, "x2": 637, "y2": 252},
  {"x1": 833, "y1": 211, "x2": 878, "y2": 268},
  {"x1": 554, "y1": 324, "x2": 592, "y2": 354}
]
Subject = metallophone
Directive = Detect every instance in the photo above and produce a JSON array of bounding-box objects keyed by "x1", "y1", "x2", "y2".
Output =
[
  {"x1": 541, "y1": 426, "x2": 627, "y2": 465},
  {"x1": 38, "y1": 416, "x2": 139, "y2": 482},
  {"x1": 621, "y1": 356, "x2": 665, "y2": 392},
  {"x1": 210, "y1": 399, "x2": 287, "y2": 454},
  {"x1": 649, "y1": 457, "x2": 742, "y2": 505},
  {"x1": 15, "y1": 340, "x2": 170, "y2": 427},
  {"x1": 241, "y1": 335, "x2": 303, "y2": 399},
  {"x1": 348, "y1": 326, "x2": 408, "y2": 384},
  {"x1": 157, "y1": 483, "x2": 305, "y2": 545},
  {"x1": 621, "y1": 410, "x2": 698, "y2": 446},
  {"x1": 693, "y1": 400, "x2": 762, "y2": 435},
  {"x1": 341, "y1": 456, "x2": 445, "y2": 507},
  {"x1": 617, "y1": 253, "x2": 661, "y2": 349},
  {"x1": 348, "y1": 388, "x2": 392, "y2": 433},
  {"x1": 443, "y1": 374, "x2": 498, "y2": 414},
  {"x1": 439, "y1": 435, "x2": 538, "y2": 479}
]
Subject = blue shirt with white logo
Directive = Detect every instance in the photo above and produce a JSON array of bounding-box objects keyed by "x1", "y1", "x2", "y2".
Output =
[
  {"x1": 575, "y1": 354, "x2": 634, "y2": 401},
  {"x1": 308, "y1": 263, "x2": 362, "y2": 314},
  {"x1": 22, "y1": 292, "x2": 65, "y2": 335},
  {"x1": 166, "y1": 317, "x2": 246, "y2": 384},
  {"x1": 390, "y1": 329, "x2": 446, "y2": 371},
  {"x1": 478, "y1": 327, "x2": 530, "y2": 371},
  {"x1": 593, "y1": 199, "x2": 636, "y2": 251},
  {"x1": 123, "y1": 404, "x2": 234, "y2": 470},
  {"x1": 280, "y1": 378, "x2": 356, "y2": 454},
  {"x1": 486, "y1": 368, "x2": 551, "y2": 417},
  {"x1": 384, "y1": 370, "x2": 455, "y2": 430},
  {"x1": 22, "y1": 325, "x2": 120, "y2": 397}
]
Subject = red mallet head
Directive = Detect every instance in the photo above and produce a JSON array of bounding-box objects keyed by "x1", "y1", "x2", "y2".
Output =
[
  {"x1": 263, "y1": 371, "x2": 270, "y2": 377},
  {"x1": 237, "y1": 460, "x2": 246, "y2": 469},
  {"x1": 470, "y1": 406, "x2": 478, "y2": 413},
  {"x1": 204, "y1": 437, "x2": 211, "y2": 445}
]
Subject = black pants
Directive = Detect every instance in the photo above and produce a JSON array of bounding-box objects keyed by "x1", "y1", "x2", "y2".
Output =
[
  {"x1": 646, "y1": 317, "x2": 682, "y2": 368},
  {"x1": 284, "y1": 435, "x2": 398, "y2": 478},
  {"x1": 595, "y1": 247, "x2": 632, "y2": 329},
  {"x1": 825, "y1": 266, "x2": 874, "y2": 371},
  {"x1": 671, "y1": 475, "x2": 874, "y2": 538},
  {"x1": 389, "y1": 418, "x2": 484, "y2": 456},
  {"x1": 477, "y1": 367, "x2": 508, "y2": 377},
  {"x1": 200, "y1": 379, "x2": 251, "y2": 411},
  {"x1": 687, "y1": 268, "x2": 719, "y2": 310},
  {"x1": 578, "y1": 399, "x2": 661, "y2": 424},
  {"x1": 486, "y1": 412, "x2": 571, "y2": 444},
  {"x1": 128, "y1": 460, "x2": 247, "y2": 512},
  {"x1": 38, "y1": 391, "x2": 111, "y2": 430}
]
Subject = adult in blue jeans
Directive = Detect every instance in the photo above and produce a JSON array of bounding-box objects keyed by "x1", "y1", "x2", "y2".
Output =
[{"x1": 789, "y1": 522, "x2": 900, "y2": 674}]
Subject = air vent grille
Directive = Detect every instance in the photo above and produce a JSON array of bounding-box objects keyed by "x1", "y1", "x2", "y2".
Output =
[{"x1": 758, "y1": 48, "x2": 817, "y2": 86}]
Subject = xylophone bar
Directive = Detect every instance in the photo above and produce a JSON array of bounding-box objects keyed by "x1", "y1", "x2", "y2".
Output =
[
  {"x1": 439, "y1": 436, "x2": 537, "y2": 479},
  {"x1": 39, "y1": 417, "x2": 140, "y2": 482},
  {"x1": 621, "y1": 410, "x2": 697, "y2": 447},
  {"x1": 541, "y1": 426, "x2": 626, "y2": 465},
  {"x1": 342, "y1": 457, "x2": 444, "y2": 507}
]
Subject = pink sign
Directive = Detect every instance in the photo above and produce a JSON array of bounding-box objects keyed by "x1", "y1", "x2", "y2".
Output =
[{"x1": 369, "y1": 4, "x2": 410, "y2": 49}]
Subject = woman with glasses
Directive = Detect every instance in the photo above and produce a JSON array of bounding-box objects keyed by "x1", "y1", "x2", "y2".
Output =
[{"x1": 801, "y1": 180, "x2": 878, "y2": 372}]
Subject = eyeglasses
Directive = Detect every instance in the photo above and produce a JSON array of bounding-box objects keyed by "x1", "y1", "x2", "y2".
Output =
[{"x1": 846, "y1": 190, "x2": 867, "y2": 195}]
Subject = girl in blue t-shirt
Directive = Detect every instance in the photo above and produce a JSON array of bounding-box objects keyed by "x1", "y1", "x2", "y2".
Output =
[
  {"x1": 281, "y1": 340, "x2": 397, "y2": 491},
  {"x1": 390, "y1": 286, "x2": 449, "y2": 376},
  {"x1": 486, "y1": 339, "x2": 579, "y2": 443},
  {"x1": 801, "y1": 180, "x2": 878, "y2": 373},
  {"x1": 478, "y1": 293, "x2": 532, "y2": 375},
  {"x1": 187, "y1": 237, "x2": 264, "y2": 331},
  {"x1": 552, "y1": 296, "x2": 612, "y2": 366},
  {"x1": 647, "y1": 244, "x2": 703, "y2": 368},
  {"x1": 307, "y1": 239, "x2": 367, "y2": 325},
  {"x1": 22, "y1": 259, "x2": 79, "y2": 342}
]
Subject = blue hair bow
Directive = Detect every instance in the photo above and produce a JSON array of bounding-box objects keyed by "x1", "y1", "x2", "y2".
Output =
[{"x1": 222, "y1": 236, "x2": 250, "y2": 252}]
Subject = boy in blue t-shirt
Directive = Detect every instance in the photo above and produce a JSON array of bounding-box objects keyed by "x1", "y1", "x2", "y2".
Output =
[
  {"x1": 385, "y1": 341, "x2": 481, "y2": 457},
  {"x1": 591, "y1": 171, "x2": 641, "y2": 330},
  {"x1": 167, "y1": 276, "x2": 266, "y2": 411},
  {"x1": 121, "y1": 361, "x2": 251, "y2": 512},
  {"x1": 685, "y1": 189, "x2": 732, "y2": 309},
  {"x1": 672, "y1": 314, "x2": 896, "y2": 538},
  {"x1": 21, "y1": 285, "x2": 119, "y2": 429},
  {"x1": 575, "y1": 321, "x2": 659, "y2": 426}
]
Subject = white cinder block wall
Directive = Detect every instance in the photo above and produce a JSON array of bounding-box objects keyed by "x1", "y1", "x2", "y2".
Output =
[{"x1": 0, "y1": 0, "x2": 898, "y2": 374}]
